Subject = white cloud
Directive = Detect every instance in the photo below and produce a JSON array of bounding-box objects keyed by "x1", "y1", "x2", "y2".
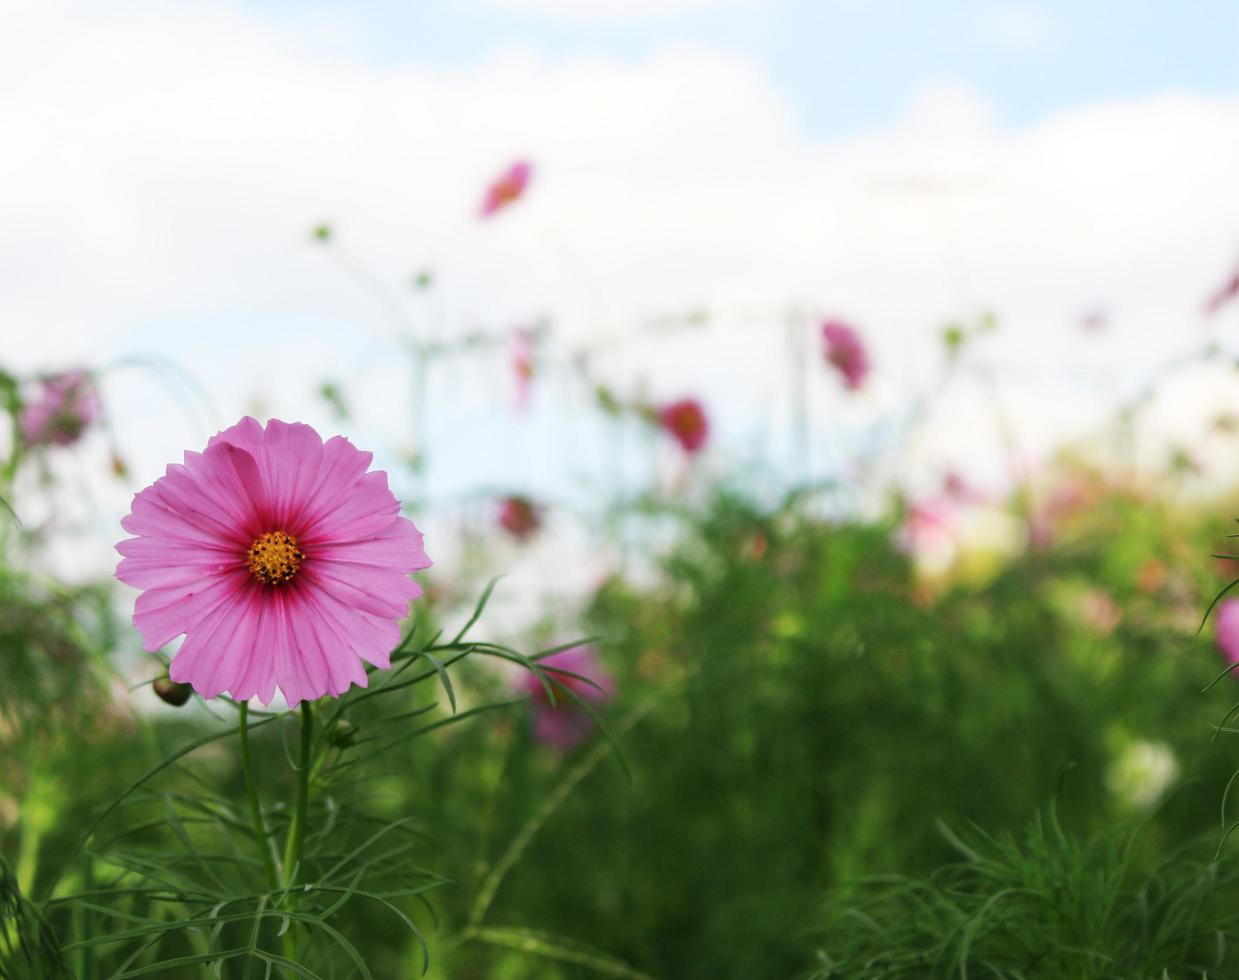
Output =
[
  {"x1": 4, "y1": 0, "x2": 1239, "y2": 598},
  {"x1": 479, "y1": 0, "x2": 749, "y2": 19}
]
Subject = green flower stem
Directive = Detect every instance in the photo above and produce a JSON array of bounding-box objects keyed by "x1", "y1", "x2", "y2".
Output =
[
  {"x1": 280, "y1": 701, "x2": 314, "y2": 965},
  {"x1": 283, "y1": 701, "x2": 314, "y2": 887},
  {"x1": 239, "y1": 703, "x2": 280, "y2": 892}
]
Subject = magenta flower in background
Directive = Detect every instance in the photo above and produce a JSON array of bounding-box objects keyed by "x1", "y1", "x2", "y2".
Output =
[
  {"x1": 658, "y1": 398, "x2": 709, "y2": 454},
  {"x1": 115, "y1": 417, "x2": 431, "y2": 706},
  {"x1": 498, "y1": 495, "x2": 542, "y2": 541},
  {"x1": 20, "y1": 369, "x2": 102, "y2": 447},
  {"x1": 524, "y1": 645, "x2": 614, "y2": 751},
  {"x1": 480, "y1": 159, "x2": 532, "y2": 218},
  {"x1": 1079, "y1": 308, "x2": 1109, "y2": 333},
  {"x1": 821, "y1": 320, "x2": 870, "y2": 390},
  {"x1": 1216, "y1": 598, "x2": 1239, "y2": 667},
  {"x1": 1205, "y1": 266, "x2": 1239, "y2": 316}
]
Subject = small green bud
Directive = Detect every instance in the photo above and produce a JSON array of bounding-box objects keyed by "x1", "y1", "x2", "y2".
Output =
[
  {"x1": 153, "y1": 675, "x2": 192, "y2": 707},
  {"x1": 318, "y1": 381, "x2": 349, "y2": 420},
  {"x1": 942, "y1": 325, "x2": 966, "y2": 353},
  {"x1": 311, "y1": 223, "x2": 332, "y2": 243},
  {"x1": 413, "y1": 268, "x2": 434, "y2": 290},
  {"x1": 594, "y1": 385, "x2": 621, "y2": 416},
  {"x1": 326, "y1": 719, "x2": 358, "y2": 748}
]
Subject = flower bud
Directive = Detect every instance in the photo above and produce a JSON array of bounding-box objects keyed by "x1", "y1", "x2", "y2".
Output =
[
  {"x1": 326, "y1": 718, "x2": 358, "y2": 748},
  {"x1": 152, "y1": 675, "x2": 192, "y2": 707}
]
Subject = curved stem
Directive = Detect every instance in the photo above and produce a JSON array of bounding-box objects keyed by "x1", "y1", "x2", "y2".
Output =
[{"x1": 239, "y1": 703, "x2": 279, "y2": 892}]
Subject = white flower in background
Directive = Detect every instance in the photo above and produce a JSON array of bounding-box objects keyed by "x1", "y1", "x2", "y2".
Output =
[{"x1": 1107, "y1": 740, "x2": 1178, "y2": 809}]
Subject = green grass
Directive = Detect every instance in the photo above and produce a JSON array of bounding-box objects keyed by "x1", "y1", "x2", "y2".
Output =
[{"x1": 5, "y1": 469, "x2": 1239, "y2": 977}]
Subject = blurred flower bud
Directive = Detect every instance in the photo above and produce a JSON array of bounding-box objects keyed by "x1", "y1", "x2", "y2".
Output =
[
  {"x1": 110, "y1": 452, "x2": 129, "y2": 479},
  {"x1": 594, "y1": 385, "x2": 622, "y2": 417},
  {"x1": 153, "y1": 675, "x2": 192, "y2": 707},
  {"x1": 942, "y1": 324, "x2": 966, "y2": 354},
  {"x1": 413, "y1": 268, "x2": 434, "y2": 290},
  {"x1": 318, "y1": 381, "x2": 349, "y2": 420},
  {"x1": 498, "y1": 495, "x2": 542, "y2": 541},
  {"x1": 326, "y1": 718, "x2": 358, "y2": 748},
  {"x1": 311, "y1": 223, "x2": 332, "y2": 243}
]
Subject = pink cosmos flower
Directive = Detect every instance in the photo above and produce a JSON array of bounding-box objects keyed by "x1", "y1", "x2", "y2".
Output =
[
  {"x1": 524, "y1": 645, "x2": 614, "y2": 751},
  {"x1": 20, "y1": 369, "x2": 102, "y2": 447},
  {"x1": 658, "y1": 398, "x2": 709, "y2": 454},
  {"x1": 497, "y1": 495, "x2": 541, "y2": 541},
  {"x1": 1216, "y1": 598, "x2": 1239, "y2": 667},
  {"x1": 1205, "y1": 267, "x2": 1239, "y2": 316},
  {"x1": 821, "y1": 320, "x2": 870, "y2": 390},
  {"x1": 115, "y1": 417, "x2": 431, "y2": 707},
  {"x1": 480, "y1": 160, "x2": 532, "y2": 219}
]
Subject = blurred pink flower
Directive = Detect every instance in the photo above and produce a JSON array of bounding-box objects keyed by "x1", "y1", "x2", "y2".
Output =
[
  {"x1": 1216, "y1": 598, "x2": 1239, "y2": 667},
  {"x1": 524, "y1": 645, "x2": 614, "y2": 751},
  {"x1": 480, "y1": 159, "x2": 532, "y2": 218},
  {"x1": 1027, "y1": 480, "x2": 1090, "y2": 551},
  {"x1": 20, "y1": 369, "x2": 102, "y2": 447},
  {"x1": 896, "y1": 501, "x2": 956, "y2": 556},
  {"x1": 942, "y1": 470, "x2": 986, "y2": 505},
  {"x1": 115, "y1": 417, "x2": 431, "y2": 706},
  {"x1": 821, "y1": 320, "x2": 870, "y2": 390},
  {"x1": 1205, "y1": 267, "x2": 1239, "y2": 316},
  {"x1": 1079, "y1": 309, "x2": 1108, "y2": 333},
  {"x1": 498, "y1": 495, "x2": 542, "y2": 540},
  {"x1": 658, "y1": 398, "x2": 709, "y2": 454},
  {"x1": 510, "y1": 327, "x2": 536, "y2": 409}
]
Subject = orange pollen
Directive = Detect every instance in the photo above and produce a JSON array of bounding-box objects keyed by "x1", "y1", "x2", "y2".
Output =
[{"x1": 246, "y1": 531, "x2": 305, "y2": 586}]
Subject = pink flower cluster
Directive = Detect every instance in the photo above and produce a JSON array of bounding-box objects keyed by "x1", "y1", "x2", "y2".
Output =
[{"x1": 21, "y1": 369, "x2": 102, "y2": 447}]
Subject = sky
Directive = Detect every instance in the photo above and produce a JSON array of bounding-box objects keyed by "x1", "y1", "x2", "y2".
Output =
[
  {"x1": 241, "y1": 0, "x2": 1239, "y2": 138},
  {"x1": 5, "y1": 0, "x2": 1239, "y2": 601}
]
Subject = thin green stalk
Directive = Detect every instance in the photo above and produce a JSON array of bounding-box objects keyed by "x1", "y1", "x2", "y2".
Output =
[
  {"x1": 239, "y1": 703, "x2": 279, "y2": 892},
  {"x1": 283, "y1": 701, "x2": 315, "y2": 887},
  {"x1": 280, "y1": 702, "x2": 315, "y2": 967}
]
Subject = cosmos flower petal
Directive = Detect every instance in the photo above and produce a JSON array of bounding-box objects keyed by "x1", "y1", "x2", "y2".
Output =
[
  {"x1": 310, "y1": 519, "x2": 431, "y2": 572},
  {"x1": 298, "y1": 592, "x2": 370, "y2": 697},
  {"x1": 117, "y1": 540, "x2": 240, "y2": 590},
  {"x1": 169, "y1": 585, "x2": 262, "y2": 699},
  {"x1": 306, "y1": 563, "x2": 420, "y2": 620},
  {"x1": 259, "y1": 419, "x2": 326, "y2": 528},
  {"x1": 306, "y1": 586, "x2": 402, "y2": 671},
  {"x1": 133, "y1": 571, "x2": 250, "y2": 651}
]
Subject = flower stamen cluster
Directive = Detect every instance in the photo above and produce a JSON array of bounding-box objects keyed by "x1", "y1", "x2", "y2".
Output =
[{"x1": 247, "y1": 531, "x2": 305, "y2": 586}]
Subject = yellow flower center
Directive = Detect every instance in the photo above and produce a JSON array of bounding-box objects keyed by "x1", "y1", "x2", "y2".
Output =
[{"x1": 247, "y1": 531, "x2": 305, "y2": 586}]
